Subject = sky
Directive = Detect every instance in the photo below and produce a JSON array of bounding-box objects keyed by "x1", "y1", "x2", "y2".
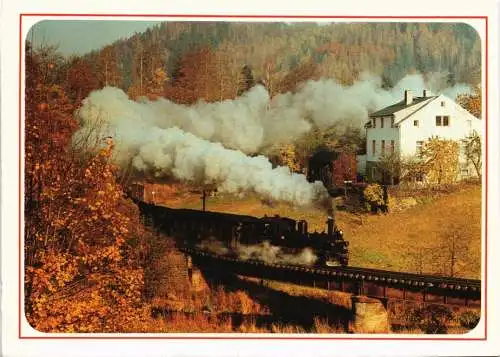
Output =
[{"x1": 27, "y1": 20, "x2": 163, "y2": 56}]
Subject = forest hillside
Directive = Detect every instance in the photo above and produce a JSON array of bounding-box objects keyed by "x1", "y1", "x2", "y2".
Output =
[{"x1": 68, "y1": 22, "x2": 481, "y2": 101}]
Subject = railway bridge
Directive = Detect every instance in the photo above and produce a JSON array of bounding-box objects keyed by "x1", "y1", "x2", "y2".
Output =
[
  {"x1": 136, "y1": 198, "x2": 481, "y2": 332},
  {"x1": 182, "y1": 248, "x2": 481, "y2": 332},
  {"x1": 182, "y1": 247, "x2": 481, "y2": 307}
]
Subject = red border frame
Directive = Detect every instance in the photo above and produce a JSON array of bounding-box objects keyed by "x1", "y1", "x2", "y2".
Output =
[{"x1": 18, "y1": 14, "x2": 488, "y2": 341}]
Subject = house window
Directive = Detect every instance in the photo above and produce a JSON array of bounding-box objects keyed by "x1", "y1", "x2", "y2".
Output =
[
  {"x1": 372, "y1": 118, "x2": 376, "y2": 128},
  {"x1": 416, "y1": 141, "x2": 424, "y2": 155},
  {"x1": 372, "y1": 140, "x2": 376, "y2": 155},
  {"x1": 414, "y1": 120, "x2": 419, "y2": 127},
  {"x1": 436, "y1": 115, "x2": 450, "y2": 126},
  {"x1": 441, "y1": 101, "x2": 446, "y2": 107},
  {"x1": 391, "y1": 118, "x2": 395, "y2": 128},
  {"x1": 381, "y1": 118, "x2": 384, "y2": 128},
  {"x1": 391, "y1": 140, "x2": 395, "y2": 154},
  {"x1": 460, "y1": 163, "x2": 470, "y2": 176},
  {"x1": 436, "y1": 116, "x2": 450, "y2": 126},
  {"x1": 381, "y1": 140, "x2": 385, "y2": 155}
]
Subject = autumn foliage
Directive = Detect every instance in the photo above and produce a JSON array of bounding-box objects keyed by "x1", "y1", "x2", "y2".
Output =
[
  {"x1": 164, "y1": 47, "x2": 239, "y2": 104},
  {"x1": 22, "y1": 21, "x2": 482, "y2": 332},
  {"x1": 419, "y1": 137, "x2": 460, "y2": 185},
  {"x1": 457, "y1": 85, "x2": 481, "y2": 119},
  {"x1": 278, "y1": 144, "x2": 301, "y2": 173},
  {"x1": 25, "y1": 44, "x2": 148, "y2": 332}
]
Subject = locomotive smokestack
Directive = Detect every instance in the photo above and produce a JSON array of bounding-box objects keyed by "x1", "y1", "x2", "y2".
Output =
[
  {"x1": 327, "y1": 208, "x2": 334, "y2": 236},
  {"x1": 298, "y1": 219, "x2": 308, "y2": 235}
]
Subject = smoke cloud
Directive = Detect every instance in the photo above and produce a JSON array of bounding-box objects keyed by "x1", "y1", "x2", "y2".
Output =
[
  {"x1": 196, "y1": 238, "x2": 230, "y2": 256},
  {"x1": 75, "y1": 93, "x2": 329, "y2": 207},
  {"x1": 75, "y1": 73, "x2": 471, "y2": 155},
  {"x1": 74, "y1": 72, "x2": 470, "y2": 206},
  {"x1": 237, "y1": 241, "x2": 318, "y2": 266},
  {"x1": 196, "y1": 239, "x2": 318, "y2": 266}
]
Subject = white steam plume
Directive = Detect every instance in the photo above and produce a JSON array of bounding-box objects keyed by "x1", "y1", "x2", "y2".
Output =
[
  {"x1": 237, "y1": 241, "x2": 318, "y2": 266},
  {"x1": 74, "y1": 72, "x2": 470, "y2": 206},
  {"x1": 196, "y1": 239, "x2": 318, "y2": 266},
  {"x1": 75, "y1": 72, "x2": 472, "y2": 155},
  {"x1": 75, "y1": 96, "x2": 329, "y2": 207},
  {"x1": 131, "y1": 126, "x2": 328, "y2": 206},
  {"x1": 196, "y1": 238, "x2": 230, "y2": 255}
]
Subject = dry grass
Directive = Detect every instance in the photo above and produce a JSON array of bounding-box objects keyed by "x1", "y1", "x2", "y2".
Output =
[
  {"x1": 240, "y1": 276, "x2": 352, "y2": 309},
  {"x1": 388, "y1": 300, "x2": 481, "y2": 334},
  {"x1": 160, "y1": 184, "x2": 482, "y2": 279},
  {"x1": 136, "y1": 311, "x2": 235, "y2": 333},
  {"x1": 139, "y1": 184, "x2": 481, "y2": 333},
  {"x1": 346, "y1": 185, "x2": 481, "y2": 278},
  {"x1": 210, "y1": 286, "x2": 270, "y2": 315},
  {"x1": 143, "y1": 264, "x2": 352, "y2": 333}
]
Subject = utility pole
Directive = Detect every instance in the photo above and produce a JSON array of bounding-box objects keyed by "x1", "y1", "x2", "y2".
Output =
[
  {"x1": 344, "y1": 180, "x2": 352, "y2": 200},
  {"x1": 201, "y1": 190, "x2": 206, "y2": 211}
]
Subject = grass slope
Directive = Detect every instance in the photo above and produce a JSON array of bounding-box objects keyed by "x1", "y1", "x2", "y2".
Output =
[{"x1": 161, "y1": 185, "x2": 482, "y2": 279}]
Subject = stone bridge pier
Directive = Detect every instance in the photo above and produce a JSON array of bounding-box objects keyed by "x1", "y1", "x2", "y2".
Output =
[
  {"x1": 148, "y1": 249, "x2": 209, "y2": 301},
  {"x1": 185, "y1": 255, "x2": 209, "y2": 292},
  {"x1": 350, "y1": 295, "x2": 390, "y2": 333}
]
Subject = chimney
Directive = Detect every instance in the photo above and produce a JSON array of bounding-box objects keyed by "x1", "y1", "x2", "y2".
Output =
[
  {"x1": 404, "y1": 90, "x2": 413, "y2": 105},
  {"x1": 423, "y1": 89, "x2": 429, "y2": 97}
]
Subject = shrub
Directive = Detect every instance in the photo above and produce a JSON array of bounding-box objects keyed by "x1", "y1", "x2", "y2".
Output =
[
  {"x1": 363, "y1": 184, "x2": 387, "y2": 213},
  {"x1": 407, "y1": 304, "x2": 453, "y2": 334},
  {"x1": 458, "y1": 310, "x2": 480, "y2": 330}
]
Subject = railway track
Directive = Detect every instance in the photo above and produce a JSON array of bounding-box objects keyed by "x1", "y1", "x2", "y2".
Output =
[
  {"x1": 182, "y1": 247, "x2": 481, "y2": 305},
  {"x1": 327, "y1": 265, "x2": 480, "y2": 291}
]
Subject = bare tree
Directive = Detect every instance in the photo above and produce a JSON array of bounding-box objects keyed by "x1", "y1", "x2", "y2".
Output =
[
  {"x1": 436, "y1": 225, "x2": 469, "y2": 277},
  {"x1": 461, "y1": 131, "x2": 482, "y2": 179},
  {"x1": 399, "y1": 155, "x2": 426, "y2": 187},
  {"x1": 374, "y1": 152, "x2": 401, "y2": 185}
]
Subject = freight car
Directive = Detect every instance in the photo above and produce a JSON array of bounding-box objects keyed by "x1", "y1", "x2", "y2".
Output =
[{"x1": 136, "y1": 200, "x2": 349, "y2": 267}]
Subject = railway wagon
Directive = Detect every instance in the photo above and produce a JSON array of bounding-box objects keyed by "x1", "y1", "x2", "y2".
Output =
[{"x1": 135, "y1": 200, "x2": 349, "y2": 266}]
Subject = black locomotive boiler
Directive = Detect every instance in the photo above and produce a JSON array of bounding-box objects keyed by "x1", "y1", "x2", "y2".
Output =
[{"x1": 136, "y1": 200, "x2": 349, "y2": 267}]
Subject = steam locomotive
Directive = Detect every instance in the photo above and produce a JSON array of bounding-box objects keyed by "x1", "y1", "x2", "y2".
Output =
[{"x1": 135, "y1": 200, "x2": 349, "y2": 267}]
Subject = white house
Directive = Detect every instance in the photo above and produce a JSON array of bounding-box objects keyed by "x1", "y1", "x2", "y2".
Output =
[{"x1": 361, "y1": 89, "x2": 482, "y2": 182}]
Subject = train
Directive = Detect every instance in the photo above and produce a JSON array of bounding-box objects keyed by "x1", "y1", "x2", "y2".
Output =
[{"x1": 135, "y1": 199, "x2": 349, "y2": 267}]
